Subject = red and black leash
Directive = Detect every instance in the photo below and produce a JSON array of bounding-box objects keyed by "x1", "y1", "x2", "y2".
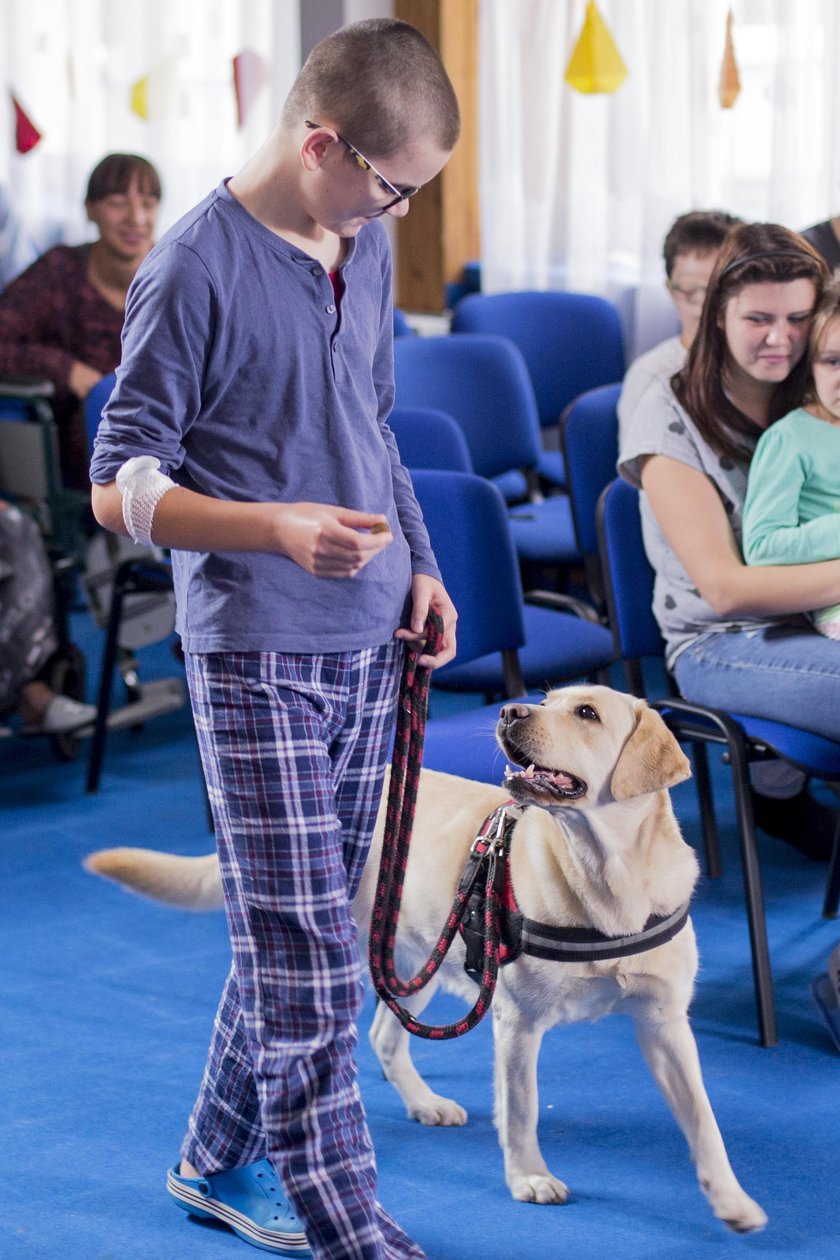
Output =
[{"x1": 368, "y1": 609, "x2": 511, "y2": 1040}]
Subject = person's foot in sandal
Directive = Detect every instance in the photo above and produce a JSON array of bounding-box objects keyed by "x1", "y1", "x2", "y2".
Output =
[{"x1": 167, "y1": 1158, "x2": 312, "y2": 1256}]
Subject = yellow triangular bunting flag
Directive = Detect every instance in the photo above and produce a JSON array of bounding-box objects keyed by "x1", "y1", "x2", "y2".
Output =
[
  {"x1": 718, "y1": 9, "x2": 741, "y2": 109},
  {"x1": 130, "y1": 76, "x2": 149, "y2": 121},
  {"x1": 130, "y1": 58, "x2": 177, "y2": 122},
  {"x1": 565, "y1": 1, "x2": 628, "y2": 95}
]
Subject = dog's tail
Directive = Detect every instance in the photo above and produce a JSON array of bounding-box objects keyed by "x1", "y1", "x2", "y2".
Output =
[{"x1": 84, "y1": 848, "x2": 223, "y2": 911}]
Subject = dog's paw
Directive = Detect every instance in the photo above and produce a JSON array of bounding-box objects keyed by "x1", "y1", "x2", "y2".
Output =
[
  {"x1": 509, "y1": 1173, "x2": 569, "y2": 1205},
  {"x1": 716, "y1": 1193, "x2": 767, "y2": 1234},
  {"x1": 409, "y1": 1095, "x2": 468, "y2": 1127}
]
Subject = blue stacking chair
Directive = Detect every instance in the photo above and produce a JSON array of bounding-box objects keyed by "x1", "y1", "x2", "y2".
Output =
[
  {"x1": 388, "y1": 406, "x2": 473, "y2": 473},
  {"x1": 560, "y1": 383, "x2": 621, "y2": 612},
  {"x1": 393, "y1": 334, "x2": 581, "y2": 577},
  {"x1": 84, "y1": 372, "x2": 117, "y2": 449},
  {"x1": 411, "y1": 469, "x2": 614, "y2": 702},
  {"x1": 451, "y1": 289, "x2": 625, "y2": 491},
  {"x1": 597, "y1": 476, "x2": 840, "y2": 1047},
  {"x1": 393, "y1": 307, "x2": 415, "y2": 338}
]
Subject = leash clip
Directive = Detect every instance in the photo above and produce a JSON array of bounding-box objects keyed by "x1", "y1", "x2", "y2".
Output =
[
  {"x1": 494, "y1": 803, "x2": 523, "y2": 849},
  {"x1": 472, "y1": 803, "x2": 521, "y2": 857}
]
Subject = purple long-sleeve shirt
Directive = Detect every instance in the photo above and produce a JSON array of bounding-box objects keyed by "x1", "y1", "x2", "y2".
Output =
[{"x1": 90, "y1": 181, "x2": 439, "y2": 654}]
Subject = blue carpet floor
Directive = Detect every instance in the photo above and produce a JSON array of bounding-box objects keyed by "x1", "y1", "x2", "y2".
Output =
[{"x1": 1, "y1": 620, "x2": 839, "y2": 1259}]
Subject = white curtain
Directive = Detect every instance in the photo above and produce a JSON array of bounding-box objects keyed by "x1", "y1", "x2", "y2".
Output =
[
  {"x1": 479, "y1": 0, "x2": 840, "y2": 355},
  {"x1": 1, "y1": 0, "x2": 300, "y2": 252}
]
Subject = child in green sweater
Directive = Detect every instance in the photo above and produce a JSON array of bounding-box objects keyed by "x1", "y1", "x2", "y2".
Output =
[{"x1": 743, "y1": 281, "x2": 840, "y2": 639}]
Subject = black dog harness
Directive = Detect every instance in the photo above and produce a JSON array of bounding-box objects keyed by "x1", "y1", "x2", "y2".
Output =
[{"x1": 460, "y1": 803, "x2": 691, "y2": 983}]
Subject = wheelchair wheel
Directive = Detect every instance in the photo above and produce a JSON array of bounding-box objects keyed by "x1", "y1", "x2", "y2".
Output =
[{"x1": 46, "y1": 644, "x2": 88, "y2": 762}]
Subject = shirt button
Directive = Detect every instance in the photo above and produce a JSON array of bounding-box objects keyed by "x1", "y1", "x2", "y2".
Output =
[
  {"x1": 312, "y1": 266, "x2": 323, "y2": 277},
  {"x1": 326, "y1": 303, "x2": 336, "y2": 314},
  {"x1": 332, "y1": 341, "x2": 339, "y2": 352}
]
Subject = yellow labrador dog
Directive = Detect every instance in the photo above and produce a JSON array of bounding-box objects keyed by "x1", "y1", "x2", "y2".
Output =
[{"x1": 86, "y1": 685, "x2": 766, "y2": 1233}]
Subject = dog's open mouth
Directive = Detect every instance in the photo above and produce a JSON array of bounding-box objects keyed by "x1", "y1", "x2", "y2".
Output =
[{"x1": 503, "y1": 759, "x2": 587, "y2": 804}]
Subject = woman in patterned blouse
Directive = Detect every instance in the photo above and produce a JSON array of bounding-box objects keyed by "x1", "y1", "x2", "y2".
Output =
[{"x1": 0, "y1": 153, "x2": 162, "y2": 488}]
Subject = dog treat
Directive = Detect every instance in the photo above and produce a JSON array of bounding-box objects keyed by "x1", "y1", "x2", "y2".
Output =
[{"x1": 370, "y1": 522, "x2": 390, "y2": 534}]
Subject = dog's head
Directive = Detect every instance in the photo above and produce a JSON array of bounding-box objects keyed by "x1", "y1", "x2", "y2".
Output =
[{"x1": 496, "y1": 685, "x2": 691, "y2": 809}]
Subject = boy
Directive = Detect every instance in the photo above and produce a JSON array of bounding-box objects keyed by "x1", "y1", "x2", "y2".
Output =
[
  {"x1": 617, "y1": 210, "x2": 741, "y2": 438},
  {"x1": 90, "y1": 20, "x2": 458, "y2": 1260}
]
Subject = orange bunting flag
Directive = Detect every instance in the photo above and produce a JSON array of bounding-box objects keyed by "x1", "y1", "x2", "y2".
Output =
[
  {"x1": 719, "y1": 9, "x2": 741, "y2": 109},
  {"x1": 233, "y1": 50, "x2": 269, "y2": 128},
  {"x1": 11, "y1": 93, "x2": 42, "y2": 154},
  {"x1": 564, "y1": 0, "x2": 628, "y2": 95}
]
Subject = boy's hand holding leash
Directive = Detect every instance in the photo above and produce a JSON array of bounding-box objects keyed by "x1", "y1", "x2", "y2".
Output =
[{"x1": 394, "y1": 573, "x2": 458, "y2": 670}]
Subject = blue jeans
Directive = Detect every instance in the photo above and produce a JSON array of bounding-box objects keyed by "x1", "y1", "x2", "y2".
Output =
[{"x1": 673, "y1": 624, "x2": 840, "y2": 743}]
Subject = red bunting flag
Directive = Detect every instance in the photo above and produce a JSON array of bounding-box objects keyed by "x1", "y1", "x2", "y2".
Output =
[
  {"x1": 11, "y1": 93, "x2": 42, "y2": 153},
  {"x1": 232, "y1": 50, "x2": 268, "y2": 128}
]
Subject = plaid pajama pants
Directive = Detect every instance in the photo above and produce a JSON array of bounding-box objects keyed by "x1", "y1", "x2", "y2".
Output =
[{"x1": 182, "y1": 644, "x2": 425, "y2": 1260}]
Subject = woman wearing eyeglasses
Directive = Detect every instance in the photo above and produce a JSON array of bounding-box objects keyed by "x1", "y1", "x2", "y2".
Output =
[{"x1": 620, "y1": 221, "x2": 840, "y2": 860}]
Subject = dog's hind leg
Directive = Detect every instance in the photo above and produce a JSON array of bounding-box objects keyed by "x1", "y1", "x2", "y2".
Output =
[
  {"x1": 493, "y1": 1005, "x2": 570, "y2": 1204},
  {"x1": 368, "y1": 983, "x2": 468, "y2": 1127},
  {"x1": 634, "y1": 1014, "x2": 767, "y2": 1232}
]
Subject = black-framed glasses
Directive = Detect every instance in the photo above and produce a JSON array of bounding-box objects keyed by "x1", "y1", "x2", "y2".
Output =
[{"x1": 305, "y1": 120, "x2": 421, "y2": 210}]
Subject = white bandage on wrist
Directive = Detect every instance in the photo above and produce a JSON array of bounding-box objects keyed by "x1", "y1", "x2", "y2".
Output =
[{"x1": 116, "y1": 456, "x2": 177, "y2": 546}]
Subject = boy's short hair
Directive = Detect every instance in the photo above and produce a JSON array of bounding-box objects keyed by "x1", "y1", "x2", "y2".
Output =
[
  {"x1": 662, "y1": 210, "x2": 743, "y2": 277},
  {"x1": 283, "y1": 18, "x2": 460, "y2": 157},
  {"x1": 86, "y1": 153, "x2": 162, "y2": 203}
]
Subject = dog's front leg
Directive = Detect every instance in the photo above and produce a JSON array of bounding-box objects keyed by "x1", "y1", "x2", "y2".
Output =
[
  {"x1": 493, "y1": 1004, "x2": 569, "y2": 1204},
  {"x1": 634, "y1": 1014, "x2": 767, "y2": 1232},
  {"x1": 368, "y1": 985, "x2": 468, "y2": 1127}
]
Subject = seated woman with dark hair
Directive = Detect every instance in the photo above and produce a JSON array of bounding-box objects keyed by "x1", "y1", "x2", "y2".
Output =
[
  {"x1": 0, "y1": 153, "x2": 162, "y2": 489},
  {"x1": 620, "y1": 221, "x2": 840, "y2": 860}
]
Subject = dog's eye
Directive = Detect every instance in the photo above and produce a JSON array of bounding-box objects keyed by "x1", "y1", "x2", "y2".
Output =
[{"x1": 575, "y1": 704, "x2": 600, "y2": 722}]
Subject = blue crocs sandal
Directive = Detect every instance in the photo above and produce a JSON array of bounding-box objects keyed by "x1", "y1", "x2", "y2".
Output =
[{"x1": 167, "y1": 1159, "x2": 312, "y2": 1255}]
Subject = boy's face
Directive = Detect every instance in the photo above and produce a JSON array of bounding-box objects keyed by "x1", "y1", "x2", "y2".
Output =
[
  {"x1": 313, "y1": 130, "x2": 452, "y2": 238},
  {"x1": 666, "y1": 249, "x2": 719, "y2": 347}
]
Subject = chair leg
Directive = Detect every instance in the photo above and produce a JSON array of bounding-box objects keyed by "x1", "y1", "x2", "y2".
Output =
[
  {"x1": 729, "y1": 737, "x2": 777, "y2": 1047},
  {"x1": 822, "y1": 812, "x2": 840, "y2": 918},
  {"x1": 86, "y1": 579, "x2": 125, "y2": 793},
  {"x1": 690, "y1": 741, "x2": 722, "y2": 879}
]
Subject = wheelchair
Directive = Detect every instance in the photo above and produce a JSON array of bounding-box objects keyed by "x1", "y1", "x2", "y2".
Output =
[{"x1": 0, "y1": 376, "x2": 184, "y2": 767}]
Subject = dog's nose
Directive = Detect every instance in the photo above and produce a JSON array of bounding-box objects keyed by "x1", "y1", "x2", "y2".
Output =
[{"x1": 499, "y1": 703, "x2": 531, "y2": 727}]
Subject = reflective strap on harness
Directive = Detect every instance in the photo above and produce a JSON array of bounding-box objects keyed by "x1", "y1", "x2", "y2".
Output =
[{"x1": 514, "y1": 901, "x2": 691, "y2": 964}]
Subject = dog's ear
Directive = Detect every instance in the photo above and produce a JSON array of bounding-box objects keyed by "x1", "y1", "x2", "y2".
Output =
[{"x1": 610, "y1": 706, "x2": 691, "y2": 800}]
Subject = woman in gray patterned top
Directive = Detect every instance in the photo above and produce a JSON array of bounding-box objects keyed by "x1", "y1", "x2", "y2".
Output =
[
  {"x1": 0, "y1": 502, "x2": 96, "y2": 733},
  {"x1": 619, "y1": 222, "x2": 840, "y2": 859}
]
